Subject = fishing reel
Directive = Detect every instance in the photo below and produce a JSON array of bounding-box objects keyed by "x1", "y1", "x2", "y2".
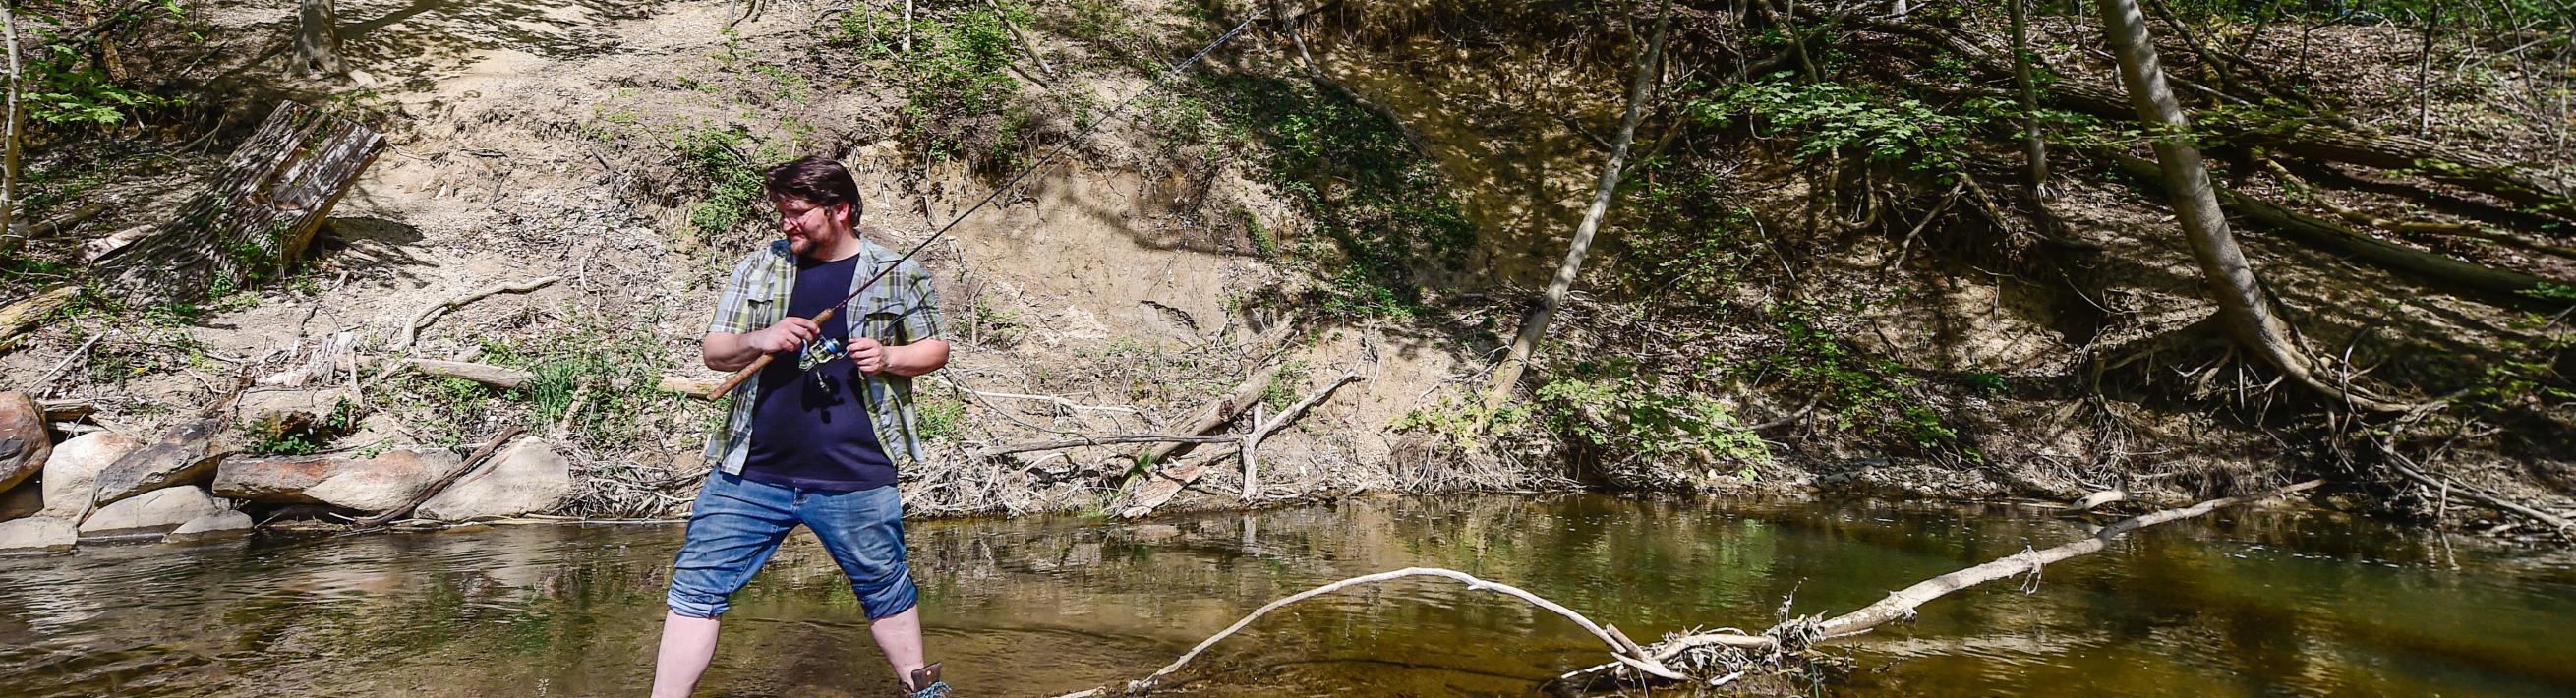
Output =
[{"x1": 797, "y1": 336, "x2": 845, "y2": 372}]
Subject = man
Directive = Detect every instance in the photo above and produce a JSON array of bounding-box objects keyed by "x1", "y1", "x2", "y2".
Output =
[{"x1": 655, "y1": 156, "x2": 952, "y2": 698}]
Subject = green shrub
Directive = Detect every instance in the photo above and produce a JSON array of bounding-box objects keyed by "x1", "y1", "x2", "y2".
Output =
[{"x1": 1537, "y1": 374, "x2": 1772, "y2": 476}]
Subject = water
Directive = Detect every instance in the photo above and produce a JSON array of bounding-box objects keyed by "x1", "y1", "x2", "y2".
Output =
[{"x1": 2, "y1": 494, "x2": 2570, "y2": 696}]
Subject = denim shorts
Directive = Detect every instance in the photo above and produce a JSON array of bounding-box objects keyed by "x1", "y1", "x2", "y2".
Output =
[{"x1": 667, "y1": 472, "x2": 918, "y2": 620}]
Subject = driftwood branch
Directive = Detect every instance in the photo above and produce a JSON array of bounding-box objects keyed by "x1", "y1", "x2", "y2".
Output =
[
  {"x1": 34, "y1": 330, "x2": 106, "y2": 396},
  {"x1": 2377, "y1": 439, "x2": 2573, "y2": 538},
  {"x1": 321, "y1": 356, "x2": 716, "y2": 397},
  {"x1": 352, "y1": 427, "x2": 522, "y2": 527},
  {"x1": 2062, "y1": 489, "x2": 2128, "y2": 515},
  {"x1": 945, "y1": 384, "x2": 1141, "y2": 414},
  {"x1": 1621, "y1": 480, "x2": 2327, "y2": 667},
  {"x1": 1241, "y1": 373, "x2": 1360, "y2": 502},
  {"x1": 1053, "y1": 567, "x2": 1684, "y2": 697},
  {"x1": 986, "y1": 0, "x2": 1056, "y2": 80},
  {"x1": 396, "y1": 276, "x2": 560, "y2": 350},
  {"x1": 0, "y1": 285, "x2": 76, "y2": 352},
  {"x1": 1121, "y1": 373, "x2": 1363, "y2": 518},
  {"x1": 977, "y1": 434, "x2": 1246, "y2": 458}
]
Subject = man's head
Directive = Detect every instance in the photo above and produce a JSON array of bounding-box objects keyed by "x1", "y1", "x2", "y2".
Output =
[{"x1": 765, "y1": 155, "x2": 864, "y2": 258}]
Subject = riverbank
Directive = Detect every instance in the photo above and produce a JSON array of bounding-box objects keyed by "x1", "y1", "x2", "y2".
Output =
[{"x1": 0, "y1": 0, "x2": 2569, "y2": 550}]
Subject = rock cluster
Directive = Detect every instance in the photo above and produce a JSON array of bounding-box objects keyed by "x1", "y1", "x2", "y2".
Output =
[{"x1": 0, "y1": 392, "x2": 573, "y2": 555}]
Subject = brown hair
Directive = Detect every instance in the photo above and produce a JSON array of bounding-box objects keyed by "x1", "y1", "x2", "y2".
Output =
[{"x1": 764, "y1": 155, "x2": 863, "y2": 223}]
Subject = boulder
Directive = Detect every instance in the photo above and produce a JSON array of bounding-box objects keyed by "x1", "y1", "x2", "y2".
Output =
[
  {"x1": 0, "y1": 517, "x2": 76, "y2": 553},
  {"x1": 213, "y1": 449, "x2": 465, "y2": 514},
  {"x1": 0, "y1": 392, "x2": 52, "y2": 494},
  {"x1": 36, "y1": 432, "x2": 146, "y2": 519},
  {"x1": 88, "y1": 419, "x2": 229, "y2": 507},
  {"x1": 78, "y1": 486, "x2": 221, "y2": 536},
  {"x1": 417, "y1": 438, "x2": 571, "y2": 521},
  {"x1": 0, "y1": 479, "x2": 38, "y2": 519},
  {"x1": 163, "y1": 510, "x2": 256, "y2": 543}
]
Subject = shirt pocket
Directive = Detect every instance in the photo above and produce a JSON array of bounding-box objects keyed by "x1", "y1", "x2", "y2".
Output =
[
  {"x1": 741, "y1": 277, "x2": 786, "y2": 323},
  {"x1": 854, "y1": 295, "x2": 911, "y2": 344}
]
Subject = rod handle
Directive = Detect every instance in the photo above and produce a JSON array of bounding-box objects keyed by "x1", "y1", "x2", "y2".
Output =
[
  {"x1": 699, "y1": 308, "x2": 840, "y2": 402},
  {"x1": 701, "y1": 355, "x2": 769, "y2": 402}
]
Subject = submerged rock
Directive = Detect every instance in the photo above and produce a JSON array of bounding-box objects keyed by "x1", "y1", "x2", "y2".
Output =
[
  {"x1": 0, "y1": 517, "x2": 76, "y2": 553},
  {"x1": 417, "y1": 438, "x2": 570, "y2": 521},
  {"x1": 164, "y1": 510, "x2": 256, "y2": 543},
  {"x1": 214, "y1": 449, "x2": 465, "y2": 514},
  {"x1": 0, "y1": 392, "x2": 52, "y2": 494},
  {"x1": 88, "y1": 419, "x2": 228, "y2": 507},
  {"x1": 38, "y1": 432, "x2": 145, "y2": 520},
  {"x1": 79, "y1": 486, "x2": 222, "y2": 536}
]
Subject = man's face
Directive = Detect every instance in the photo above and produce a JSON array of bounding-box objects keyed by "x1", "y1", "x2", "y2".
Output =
[{"x1": 773, "y1": 196, "x2": 850, "y2": 257}]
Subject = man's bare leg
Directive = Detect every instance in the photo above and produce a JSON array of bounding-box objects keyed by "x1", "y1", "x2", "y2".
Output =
[
  {"x1": 652, "y1": 611, "x2": 724, "y2": 698},
  {"x1": 868, "y1": 607, "x2": 928, "y2": 686}
]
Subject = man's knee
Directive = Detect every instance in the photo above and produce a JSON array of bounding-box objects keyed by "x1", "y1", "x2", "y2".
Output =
[
  {"x1": 667, "y1": 584, "x2": 732, "y2": 619},
  {"x1": 852, "y1": 563, "x2": 918, "y2": 620}
]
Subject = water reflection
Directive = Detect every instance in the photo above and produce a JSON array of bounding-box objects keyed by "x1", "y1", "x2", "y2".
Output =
[{"x1": 1, "y1": 494, "x2": 2571, "y2": 696}]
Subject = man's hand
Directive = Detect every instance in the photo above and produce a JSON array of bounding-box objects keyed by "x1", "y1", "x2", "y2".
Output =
[
  {"x1": 750, "y1": 318, "x2": 821, "y2": 354},
  {"x1": 846, "y1": 338, "x2": 950, "y2": 378},
  {"x1": 847, "y1": 337, "x2": 887, "y2": 374}
]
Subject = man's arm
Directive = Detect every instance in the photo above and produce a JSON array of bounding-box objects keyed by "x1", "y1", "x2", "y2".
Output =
[
  {"x1": 849, "y1": 338, "x2": 948, "y2": 377},
  {"x1": 702, "y1": 319, "x2": 821, "y2": 372}
]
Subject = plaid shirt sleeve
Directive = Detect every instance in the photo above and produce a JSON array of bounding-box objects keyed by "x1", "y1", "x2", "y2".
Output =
[
  {"x1": 890, "y1": 260, "x2": 943, "y2": 343},
  {"x1": 706, "y1": 254, "x2": 764, "y2": 337}
]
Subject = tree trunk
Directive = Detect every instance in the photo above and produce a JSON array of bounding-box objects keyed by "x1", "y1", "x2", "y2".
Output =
[
  {"x1": 2091, "y1": 0, "x2": 2402, "y2": 411},
  {"x1": 0, "y1": 6, "x2": 21, "y2": 253},
  {"x1": 2099, "y1": 151, "x2": 2565, "y2": 304},
  {"x1": 94, "y1": 102, "x2": 384, "y2": 304},
  {"x1": 1482, "y1": 0, "x2": 1669, "y2": 412},
  {"x1": 2010, "y1": 0, "x2": 2049, "y2": 193},
  {"x1": 294, "y1": 0, "x2": 343, "y2": 76},
  {"x1": 2414, "y1": 5, "x2": 2434, "y2": 136}
]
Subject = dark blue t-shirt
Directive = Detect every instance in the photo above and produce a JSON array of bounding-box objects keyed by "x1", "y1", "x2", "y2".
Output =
[{"x1": 743, "y1": 253, "x2": 896, "y2": 491}]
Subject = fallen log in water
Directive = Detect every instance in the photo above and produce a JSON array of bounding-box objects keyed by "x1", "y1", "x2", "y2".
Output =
[
  {"x1": 1058, "y1": 479, "x2": 2324, "y2": 695},
  {"x1": 1588, "y1": 479, "x2": 2328, "y2": 685}
]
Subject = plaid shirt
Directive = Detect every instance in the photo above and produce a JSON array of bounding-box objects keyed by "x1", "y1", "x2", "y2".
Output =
[{"x1": 704, "y1": 236, "x2": 944, "y2": 476}]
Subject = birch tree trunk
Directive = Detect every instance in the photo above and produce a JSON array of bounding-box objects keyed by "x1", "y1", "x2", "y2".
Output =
[
  {"x1": 294, "y1": 0, "x2": 343, "y2": 76},
  {"x1": 1482, "y1": 0, "x2": 1669, "y2": 412},
  {"x1": 2091, "y1": 0, "x2": 2402, "y2": 411},
  {"x1": 1, "y1": 6, "x2": 22, "y2": 251}
]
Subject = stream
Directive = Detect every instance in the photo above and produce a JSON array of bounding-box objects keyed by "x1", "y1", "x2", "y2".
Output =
[{"x1": 2, "y1": 494, "x2": 2571, "y2": 696}]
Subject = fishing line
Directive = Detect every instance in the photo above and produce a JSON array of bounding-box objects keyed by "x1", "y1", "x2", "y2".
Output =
[{"x1": 704, "y1": 7, "x2": 1272, "y2": 400}]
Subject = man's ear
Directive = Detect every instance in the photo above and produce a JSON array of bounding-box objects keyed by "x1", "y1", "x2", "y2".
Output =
[{"x1": 835, "y1": 202, "x2": 856, "y2": 227}]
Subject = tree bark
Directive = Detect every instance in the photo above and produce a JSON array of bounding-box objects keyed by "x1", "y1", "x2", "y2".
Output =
[
  {"x1": 2098, "y1": 151, "x2": 2565, "y2": 304},
  {"x1": 1483, "y1": 0, "x2": 1669, "y2": 412},
  {"x1": 294, "y1": 0, "x2": 343, "y2": 76},
  {"x1": 2009, "y1": 0, "x2": 2050, "y2": 193},
  {"x1": 95, "y1": 101, "x2": 384, "y2": 304},
  {"x1": 0, "y1": 6, "x2": 21, "y2": 253},
  {"x1": 2092, "y1": 0, "x2": 2403, "y2": 411}
]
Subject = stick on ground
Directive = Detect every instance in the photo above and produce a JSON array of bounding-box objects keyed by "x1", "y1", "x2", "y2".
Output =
[{"x1": 396, "y1": 276, "x2": 560, "y2": 350}]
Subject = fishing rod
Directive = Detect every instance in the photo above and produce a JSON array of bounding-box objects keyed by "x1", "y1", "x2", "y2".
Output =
[{"x1": 700, "y1": 7, "x2": 1270, "y2": 401}]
